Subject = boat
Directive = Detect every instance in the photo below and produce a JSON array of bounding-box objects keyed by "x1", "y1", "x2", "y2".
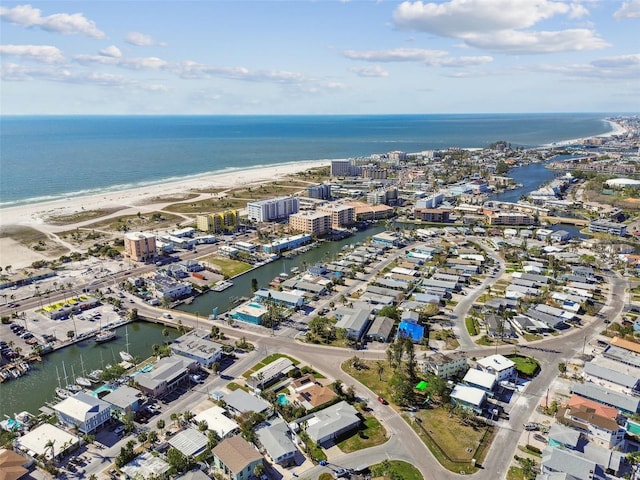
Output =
[
  {"x1": 76, "y1": 356, "x2": 93, "y2": 386},
  {"x1": 119, "y1": 327, "x2": 134, "y2": 362},
  {"x1": 212, "y1": 280, "x2": 233, "y2": 292},
  {"x1": 95, "y1": 329, "x2": 117, "y2": 343},
  {"x1": 88, "y1": 369, "x2": 103, "y2": 382},
  {"x1": 66, "y1": 383, "x2": 82, "y2": 393},
  {"x1": 55, "y1": 387, "x2": 72, "y2": 399}
]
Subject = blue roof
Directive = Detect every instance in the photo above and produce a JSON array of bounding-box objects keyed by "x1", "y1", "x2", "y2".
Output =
[{"x1": 397, "y1": 321, "x2": 424, "y2": 341}]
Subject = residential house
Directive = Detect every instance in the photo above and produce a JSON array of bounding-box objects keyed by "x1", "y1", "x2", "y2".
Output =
[
  {"x1": 334, "y1": 305, "x2": 372, "y2": 341},
  {"x1": 223, "y1": 389, "x2": 271, "y2": 417},
  {"x1": 136, "y1": 355, "x2": 195, "y2": 398},
  {"x1": 571, "y1": 383, "x2": 640, "y2": 415},
  {"x1": 54, "y1": 392, "x2": 111, "y2": 434},
  {"x1": 170, "y1": 329, "x2": 224, "y2": 367},
  {"x1": 212, "y1": 436, "x2": 264, "y2": 480},
  {"x1": 450, "y1": 385, "x2": 486, "y2": 414},
  {"x1": 255, "y1": 419, "x2": 298, "y2": 467},
  {"x1": 366, "y1": 315, "x2": 395, "y2": 342},
  {"x1": 463, "y1": 369, "x2": 497, "y2": 394},
  {"x1": 297, "y1": 400, "x2": 360, "y2": 446},
  {"x1": 103, "y1": 385, "x2": 142, "y2": 416},
  {"x1": 246, "y1": 358, "x2": 294, "y2": 390},
  {"x1": 540, "y1": 447, "x2": 607, "y2": 480},
  {"x1": 288, "y1": 374, "x2": 337, "y2": 410},
  {"x1": 423, "y1": 352, "x2": 468, "y2": 379},
  {"x1": 476, "y1": 354, "x2": 516, "y2": 383},
  {"x1": 121, "y1": 452, "x2": 170, "y2": 480},
  {"x1": 168, "y1": 428, "x2": 209, "y2": 458},
  {"x1": 194, "y1": 406, "x2": 239, "y2": 439}
]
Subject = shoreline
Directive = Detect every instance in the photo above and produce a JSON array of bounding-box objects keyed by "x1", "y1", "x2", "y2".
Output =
[{"x1": 541, "y1": 118, "x2": 627, "y2": 147}]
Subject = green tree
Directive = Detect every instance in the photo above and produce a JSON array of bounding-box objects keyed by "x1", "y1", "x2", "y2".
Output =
[
  {"x1": 197, "y1": 420, "x2": 208, "y2": 432},
  {"x1": 251, "y1": 278, "x2": 259, "y2": 292},
  {"x1": 389, "y1": 372, "x2": 414, "y2": 406},
  {"x1": 156, "y1": 419, "x2": 165, "y2": 432},
  {"x1": 166, "y1": 447, "x2": 194, "y2": 474}
]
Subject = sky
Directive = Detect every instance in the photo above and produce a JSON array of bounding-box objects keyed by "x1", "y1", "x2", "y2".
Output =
[{"x1": 1, "y1": 0, "x2": 639, "y2": 115}]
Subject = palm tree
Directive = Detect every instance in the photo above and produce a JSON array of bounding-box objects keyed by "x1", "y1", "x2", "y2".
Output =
[
  {"x1": 44, "y1": 439, "x2": 55, "y2": 461},
  {"x1": 170, "y1": 412, "x2": 179, "y2": 428},
  {"x1": 156, "y1": 419, "x2": 165, "y2": 432},
  {"x1": 162, "y1": 328, "x2": 169, "y2": 345},
  {"x1": 376, "y1": 360, "x2": 385, "y2": 381}
]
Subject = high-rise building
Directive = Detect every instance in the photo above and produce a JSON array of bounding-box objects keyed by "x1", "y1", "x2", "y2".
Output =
[
  {"x1": 307, "y1": 183, "x2": 332, "y2": 200},
  {"x1": 288, "y1": 212, "x2": 331, "y2": 236},
  {"x1": 317, "y1": 204, "x2": 355, "y2": 229},
  {"x1": 196, "y1": 210, "x2": 239, "y2": 233},
  {"x1": 247, "y1": 196, "x2": 299, "y2": 222},
  {"x1": 124, "y1": 231, "x2": 156, "y2": 262}
]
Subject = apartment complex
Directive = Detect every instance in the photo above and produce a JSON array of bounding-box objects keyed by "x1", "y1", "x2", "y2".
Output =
[
  {"x1": 196, "y1": 210, "x2": 239, "y2": 233},
  {"x1": 288, "y1": 211, "x2": 331, "y2": 236},
  {"x1": 247, "y1": 196, "x2": 299, "y2": 222},
  {"x1": 317, "y1": 204, "x2": 355, "y2": 229},
  {"x1": 589, "y1": 220, "x2": 627, "y2": 236},
  {"x1": 124, "y1": 231, "x2": 156, "y2": 262},
  {"x1": 307, "y1": 184, "x2": 331, "y2": 200}
]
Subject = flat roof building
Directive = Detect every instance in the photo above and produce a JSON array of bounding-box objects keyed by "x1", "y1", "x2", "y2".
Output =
[
  {"x1": 170, "y1": 329, "x2": 224, "y2": 367},
  {"x1": 124, "y1": 231, "x2": 156, "y2": 262}
]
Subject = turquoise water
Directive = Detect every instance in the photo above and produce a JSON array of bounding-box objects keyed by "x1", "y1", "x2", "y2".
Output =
[
  {"x1": 277, "y1": 393, "x2": 289, "y2": 406},
  {"x1": 248, "y1": 303, "x2": 263, "y2": 309},
  {"x1": 0, "y1": 114, "x2": 615, "y2": 206},
  {"x1": 91, "y1": 384, "x2": 114, "y2": 397}
]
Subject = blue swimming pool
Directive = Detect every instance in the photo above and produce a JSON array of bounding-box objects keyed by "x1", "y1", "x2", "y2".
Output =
[{"x1": 277, "y1": 393, "x2": 289, "y2": 406}]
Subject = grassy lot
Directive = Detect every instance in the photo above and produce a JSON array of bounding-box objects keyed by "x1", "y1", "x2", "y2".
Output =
[
  {"x1": 226, "y1": 382, "x2": 249, "y2": 392},
  {"x1": 507, "y1": 355, "x2": 540, "y2": 377},
  {"x1": 370, "y1": 460, "x2": 423, "y2": 480},
  {"x1": 163, "y1": 197, "x2": 247, "y2": 214},
  {"x1": 523, "y1": 333, "x2": 543, "y2": 342},
  {"x1": 138, "y1": 193, "x2": 200, "y2": 205},
  {"x1": 242, "y1": 353, "x2": 300, "y2": 378},
  {"x1": 336, "y1": 414, "x2": 387, "y2": 453},
  {"x1": 87, "y1": 212, "x2": 182, "y2": 233},
  {"x1": 430, "y1": 330, "x2": 460, "y2": 350},
  {"x1": 45, "y1": 207, "x2": 122, "y2": 225},
  {"x1": 200, "y1": 255, "x2": 252, "y2": 278},
  {"x1": 0, "y1": 225, "x2": 69, "y2": 257},
  {"x1": 318, "y1": 474, "x2": 333, "y2": 480},
  {"x1": 506, "y1": 466, "x2": 528, "y2": 480},
  {"x1": 465, "y1": 317, "x2": 479, "y2": 335},
  {"x1": 343, "y1": 359, "x2": 489, "y2": 474},
  {"x1": 410, "y1": 408, "x2": 492, "y2": 474}
]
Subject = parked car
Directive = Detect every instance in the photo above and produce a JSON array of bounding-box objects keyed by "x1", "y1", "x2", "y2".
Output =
[
  {"x1": 523, "y1": 423, "x2": 538, "y2": 431},
  {"x1": 377, "y1": 396, "x2": 388, "y2": 405}
]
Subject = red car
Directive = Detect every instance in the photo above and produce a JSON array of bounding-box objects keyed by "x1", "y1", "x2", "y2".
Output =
[{"x1": 377, "y1": 396, "x2": 388, "y2": 405}]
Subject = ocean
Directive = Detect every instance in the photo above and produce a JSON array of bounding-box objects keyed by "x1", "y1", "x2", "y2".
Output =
[{"x1": 0, "y1": 113, "x2": 614, "y2": 207}]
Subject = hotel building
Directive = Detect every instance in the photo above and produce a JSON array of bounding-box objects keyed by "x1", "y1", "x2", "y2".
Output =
[{"x1": 124, "y1": 231, "x2": 156, "y2": 262}]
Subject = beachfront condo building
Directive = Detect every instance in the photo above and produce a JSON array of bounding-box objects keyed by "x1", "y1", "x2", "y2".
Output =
[
  {"x1": 317, "y1": 203, "x2": 355, "y2": 229},
  {"x1": 124, "y1": 231, "x2": 156, "y2": 262},
  {"x1": 247, "y1": 196, "x2": 299, "y2": 223},
  {"x1": 289, "y1": 211, "x2": 331, "y2": 236},
  {"x1": 307, "y1": 183, "x2": 331, "y2": 200},
  {"x1": 196, "y1": 210, "x2": 239, "y2": 233}
]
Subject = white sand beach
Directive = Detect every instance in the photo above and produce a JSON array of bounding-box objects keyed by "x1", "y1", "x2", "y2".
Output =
[
  {"x1": 542, "y1": 119, "x2": 628, "y2": 147},
  {"x1": 0, "y1": 160, "x2": 329, "y2": 269}
]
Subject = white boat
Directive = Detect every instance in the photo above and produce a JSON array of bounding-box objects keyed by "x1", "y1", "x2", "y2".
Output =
[
  {"x1": 55, "y1": 387, "x2": 72, "y2": 399},
  {"x1": 212, "y1": 280, "x2": 233, "y2": 292},
  {"x1": 88, "y1": 370, "x2": 103, "y2": 382},
  {"x1": 66, "y1": 384, "x2": 82, "y2": 393},
  {"x1": 119, "y1": 327, "x2": 134, "y2": 362},
  {"x1": 95, "y1": 329, "x2": 116, "y2": 343},
  {"x1": 76, "y1": 376, "x2": 92, "y2": 387}
]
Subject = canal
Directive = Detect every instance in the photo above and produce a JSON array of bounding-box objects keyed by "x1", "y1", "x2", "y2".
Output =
[
  {"x1": 0, "y1": 322, "x2": 179, "y2": 419},
  {"x1": 178, "y1": 223, "x2": 387, "y2": 317}
]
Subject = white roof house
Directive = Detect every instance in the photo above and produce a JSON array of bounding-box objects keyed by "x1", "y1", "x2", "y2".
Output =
[
  {"x1": 168, "y1": 428, "x2": 209, "y2": 457},
  {"x1": 194, "y1": 406, "x2": 239, "y2": 439},
  {"x1": 15, "y1": 424, "x2": 79, "y2": 460},
  {"x1": 53, "y1": 391, "x2": 111, "y2": 434},
  {"x1": 302, "y1": 400, "x2": 360, "y2": 446},
  {"x1": 121, "y1": 452, "x2": 170, "y2": 479},
  {"x1": 477, "y1": 354, "x2": 516, "y2": 382},
  {"x1": 450, "y1": 385, "x2": 486, "y2": 413},
  {"x1": 463, "y1": 369, "x2": 497, "y2": 392}
]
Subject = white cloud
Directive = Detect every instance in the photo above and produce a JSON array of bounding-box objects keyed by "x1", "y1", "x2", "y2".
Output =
[
  {"x1": 0, "y1": 44, "x2": 65, "y2": 63},
  {"x1": 465, "y1": 28, "x2": 608, "y2": 54},
  {"x1": 530, "y1": 53, "x2": 640, "y2": 79},
  {"x1": 344, "y1": 47, "x2": 447, "y2": 63},
  {"x1": 99, "y1": 45, "x2": 122, "y2": 58},
  {"x1": 125, "y1": 32, "x2": 167, "y2": 47},
  {"x1": 74, "y1": 54, "x2": 168, "y2": 70},
  {"x1": 614, "y1": 0, "x2": 640, "y2": 19},
  {"x1": 392, "y1": 0, "x2": 606, "y2": 54},
  {"x1": 0, "y1": 4, "x2": 105, "y2": 38},
  {"x1": 349, "y1": 65, "x2": 390, "y2": 77},
  {"x1": 343, "y1": 47, "x2": 492, "y2": 67}
]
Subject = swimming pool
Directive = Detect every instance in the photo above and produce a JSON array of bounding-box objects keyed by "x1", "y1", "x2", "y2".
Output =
[{"x1": 277, "y1": 393, "x2": 289, "y2": 406}]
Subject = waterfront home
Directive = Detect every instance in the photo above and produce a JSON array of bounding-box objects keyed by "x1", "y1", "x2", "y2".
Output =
[
  {"x1": 253, "y1": 288, "x2": 305, "y2": 309},
  {"x1": 255, "y1": 419, "x2": 298, "y2": 467},
  {"x1": 148, "y1": 274, "x2": 192, "y2": 301},
  {"x1": 212, "y1": 436, "x2": 264, "y2": 480},
  {"x1": 0, "y1": 448, "x2": 29, "y2": 480},
  {"x1": 170, "y1": 329, "x2": 224, "y2": 367},
  {"x1": 103, "y1": 385, "x2": 143, "y2": 416},
  {"x1": 559, "y1": 400, "x2": 625, "y2": 449},
  {"x1": 53, "y1": 391, "x2": 110, "y2": 434},
  {"x1": 136, "y1": 355, "x2": 196, "y2": 398}
]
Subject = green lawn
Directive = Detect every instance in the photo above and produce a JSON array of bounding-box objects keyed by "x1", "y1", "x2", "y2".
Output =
[
  {"x1": 370, "y1": 460, "x2": 423, "y2": 480},
  {"x1": 200, "y1": 255, "x2": 252, "y2": 278},
  {"x1": 336, "y1": 414, "x2": 387, "y2": 453},
  {"x1": 507, "y1": 355, "x2": 540, "y2": 377}
]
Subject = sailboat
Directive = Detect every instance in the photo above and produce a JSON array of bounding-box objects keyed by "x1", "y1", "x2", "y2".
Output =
[
  {"x1": 55, "y1": 365, "x2": 72, "y2": 399},
  {"x1": 95, "y1": 316, "x2": 116, "y2": 343},
  {"x1": 65, "y1": 363, "x2": 82, "y2": 393},
  {"x1": 76, "y1": 357, "x2": 92, "y2": 387},
  {"x1": 119, "y1": 327, "x2": 133, "y2": 362}
]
